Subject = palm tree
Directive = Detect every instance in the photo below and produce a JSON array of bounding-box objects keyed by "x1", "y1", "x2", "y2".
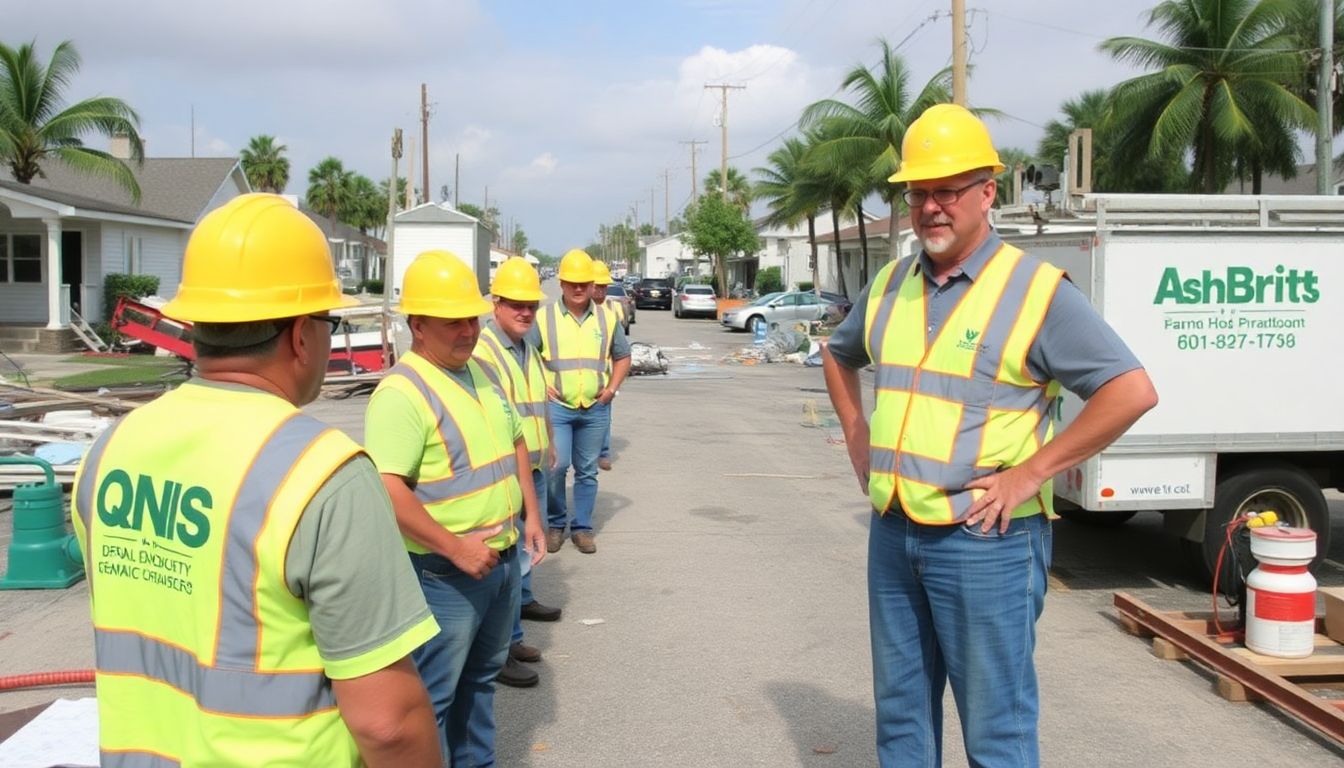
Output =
[
  {"x1": 798, "y1": 124, "x2": 867, "y2": 297},
  {"x1": 1100, "y1": 0, "x2": 1316, "y2": 193},
  {"x1": 1037, "y1": 88, "x2": 1189, "y2": 193},
  {"x1": 346, "y1": 174, "x2": 383, "y2": 233},
  {"x1": 0, "y1": 40, "x2": 144, "y2": 200},
  {"x1": 800, "y1": 39, "x2": 953, "y2": 262},
  {"x1": 306, "y1": 157, "x2": 353, "y2": 223},
  {"x1": 240, "y1": 135, "x2": 290, "y2": 193},
  {"x1": 753, "y1": 135, "x2": 826, "y2": 294},
  {"x1": 703, "y1": 167, "x2": 753, "y2": 211}
]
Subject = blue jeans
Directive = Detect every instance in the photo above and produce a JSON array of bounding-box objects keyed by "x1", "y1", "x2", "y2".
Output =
[
  {"x1": 600, "y1": 401, "x2": 613, "y2": 459},
  {"x1": 410, "y1": 547, "x2": 520, "y2": 768},
  {"x1": 512, "y1": 467, "x2": 548, "y2": 645},
  {"x1": 868, "y1": 512, "x2": 1051, "y2": 768},
  {"x1": 547, "y1": 401, "x2": 609, "y2": 533}
]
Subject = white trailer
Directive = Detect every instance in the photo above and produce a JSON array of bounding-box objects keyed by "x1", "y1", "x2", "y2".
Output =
[{"x1": 995, "y1": 193, "x2": 1344, "y2": 581}]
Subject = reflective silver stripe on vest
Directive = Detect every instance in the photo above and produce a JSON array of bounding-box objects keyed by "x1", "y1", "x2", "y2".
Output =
[
  {"x1": 215, "y1": 414, "x2": 333, "y2": 669},
  {"x1": 541, "y1": 305, "x2": 609, "y2": 383},
  {"x1": 101, "y1": 750, "x2": 181, "y2": 768},
  {"x1": 516, "y1": 401, "x2": 547, "y2": 419},
  {"x1": 875, "y1": 365, "x2": 1048, "y2": 413},
  {"x1": 543, "y1": 307, "x2": 564, "y2": 400},
  {"x1": 75, "y1": 419, "x2": 123, "y2": 597},
  {"x1": 387, "y1": 364, "x2": 519, "y2": 504},
  {"x1": 96, "y1": 628, "x2": 335, "y2": 718},
  {"x1": 594, "y1": 305, "x2": 611, "y2": 391}
]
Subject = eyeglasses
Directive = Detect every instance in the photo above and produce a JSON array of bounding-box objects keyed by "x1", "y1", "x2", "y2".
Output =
[
  {"x1": 901, "y1": 179, "x2": 988, "y2": 208},
  {"x1": 310, "y1": 314, "x2": 343, "y2": 334},
  {"x1": 500, "y1": 300, "x2": 539, "y2": 313}
]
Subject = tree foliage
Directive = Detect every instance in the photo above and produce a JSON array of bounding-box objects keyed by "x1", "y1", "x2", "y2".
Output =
[
  {"x1": 0, "y1": 40, "x2": 144, "y2": 200},
  {"x1": 240, "y1": 134, "x2": 289, "y2": 193},
  {"x1": 703, "y1": 167, "x2": 753, "y2": 211},
  {"x1": 1100, "y1": 0, "x2": 1316, "y2": 193},
  {"x1": 682, "y1": 192, "x2": 759, "y2": 296}
]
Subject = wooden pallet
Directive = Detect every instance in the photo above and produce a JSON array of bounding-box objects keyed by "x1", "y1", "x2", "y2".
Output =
[{"x1": 1114, "y1": 592, "x2": 1344, "y2": 745}]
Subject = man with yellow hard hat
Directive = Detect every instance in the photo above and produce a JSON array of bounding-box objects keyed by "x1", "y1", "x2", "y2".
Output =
[
  {"x1": 473, "y1": 256, "x2": 562, "y2": 690},
  {"x1": 590, "y1": 260, "x2": 622, "y2": 471},
  {"x1": 365, "y1": 250, "x2": 545, "y2": 765},
  {"x1": 529, "y1": 248, "x2": 631, "y2": 554},
  {"x1": 822, "y1": 104, "x2": 1156, "y2": 766},
  {"x1": 72, "y1": 193, "x2": 442, "y2": 767}
]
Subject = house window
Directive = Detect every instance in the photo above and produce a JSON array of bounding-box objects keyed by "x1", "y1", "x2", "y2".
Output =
[
  {"x1": 125, "y1": 236, "x2": 143, "y2": 274},
  {"x1": 1, "y1": 234, "x2": 42, "y2": 283}
]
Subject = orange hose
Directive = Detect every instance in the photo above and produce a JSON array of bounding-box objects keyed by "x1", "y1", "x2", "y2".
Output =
[{"x1": 0, "y1": 670, "x2": 95, "y2": 691}]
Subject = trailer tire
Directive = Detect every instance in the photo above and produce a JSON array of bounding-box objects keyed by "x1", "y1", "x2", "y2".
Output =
[
  {"x1": 1190, "y1": 462, "x2": 1330, "y2": 590},
  {"x1": 1056, "y1": 508, "x2": 1137, "y2": 527}
]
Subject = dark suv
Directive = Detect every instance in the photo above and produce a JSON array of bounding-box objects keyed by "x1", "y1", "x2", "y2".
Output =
[{"x1": 634, "y1": 278, "x2": 673, "y2": 310}]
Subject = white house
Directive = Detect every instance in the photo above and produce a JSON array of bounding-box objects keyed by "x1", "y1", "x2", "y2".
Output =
[
  {"x1": 0, "y1": 145, "x2": 249, "y2": 352},
  {"x1": 389, "y1": 202, "x2": 492, "y2": 299},
  {"x1": 824, "y1": 214, "x2": 917, "y2": 296},
  {"x1": 300, "y1": 208, "x2": 385, "y2": 290}
]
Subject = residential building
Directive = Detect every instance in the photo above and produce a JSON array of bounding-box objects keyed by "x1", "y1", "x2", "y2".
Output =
[
  {"x1": 299, "y1": 207, "x2": 385, "y2": 291},
  {"x1": 1224, "y1": 162, "x2": 1344, "y2": 195},
  {"x1": 0, "y1": 145, "x2": 249, "y2": 351}
]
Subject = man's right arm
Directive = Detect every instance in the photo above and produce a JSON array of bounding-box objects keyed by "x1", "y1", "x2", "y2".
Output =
[
  {"x1": 821, "y1": 297, "x2": 874, "y2": 494},
  {"x1": 332, "y1": 658, "x2": 440, "y2": 768}
]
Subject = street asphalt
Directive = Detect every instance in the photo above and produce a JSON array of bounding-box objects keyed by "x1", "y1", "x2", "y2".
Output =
[{"x1": 2, "y1": 284, "x2": 1343, "y2": 766}]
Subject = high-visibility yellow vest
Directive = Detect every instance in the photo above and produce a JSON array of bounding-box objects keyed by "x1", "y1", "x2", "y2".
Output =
[
  {"x1": 537, "y1": 301, "x2": 611, "y2": 409},
  {"x1": 863, "y1": 244, "x2": 1064, "y2": 524},
  {"x1": 70, "y1": 382, "x2": 366, "y2": 767},
  {"x1": 604, "y1": 299, "x2": 625, "y2": 326},
  {"x1": 375, "y1": 350, "x2": 521, "y2": 551},
  {"x1": 475, "y1": 324, "x2": 549, "y2": 470},
  {"x1": 596, "y1": 301, "x2": 623, "y2": 376}
]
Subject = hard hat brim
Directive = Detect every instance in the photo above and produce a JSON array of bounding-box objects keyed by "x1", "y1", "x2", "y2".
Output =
[
  {"x1": 397, "y1": 295, "x2": 495, "y2": 320},
  {"x1": 889, "y1": 160, "x2": 1006, "y2": 184},
  {"x1": 163, "y1": 287, "x2": 361, "y2": 323}
]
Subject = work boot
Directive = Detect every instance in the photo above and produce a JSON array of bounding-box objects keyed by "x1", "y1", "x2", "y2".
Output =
[
  {"x1": 510, "y1": 641, "x2": 542, "y2": 663},
  {"x1": 520, "y1": 600, "x2": 562, "y2": 622},
  {"x1": 546, "y1": 528, "x2": 565, "y2": 553},
  {"x1": 598, "y1": 456, "x2": 613, "y2": 471},
  {"x1": 572, "y1": 531, "x2": 596, "y2": 554},
  {"x1": 496, "y1": 656, "x2": 538, "y2": 688}
]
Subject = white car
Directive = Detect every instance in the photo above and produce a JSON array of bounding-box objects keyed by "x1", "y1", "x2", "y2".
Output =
[
  {"x1": 673, "y1": 284, "x2": 717, "y2": 318},
  {"x1": 719, "y1": 291, "x2": 829, "y2": 332}
]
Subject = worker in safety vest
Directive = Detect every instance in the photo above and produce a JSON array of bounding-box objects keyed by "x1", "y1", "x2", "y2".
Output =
[
  {"x1": 473, "y1": 256, "x2": 562, "y2": 690},
  {"x1": 71, "y1": 193, "x2": 442, "y2": 767},
  {"x1": 822, "y1": 104, "x2": 1158, "y2": 767},
  {"x1": 365, "y1": 250, "x2": 545, "y2": 765},
  {"x1": 590, "y1": 260, "x2": 622, "y2": 471},
  {"x1": 529, "y1": 248, "x2": 631, "y2": 554}
]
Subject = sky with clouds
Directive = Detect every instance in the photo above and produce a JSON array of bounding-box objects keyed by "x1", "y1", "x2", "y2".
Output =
[{"x1": 8, "y1": 0, "x2": 1327, "y2": 254}]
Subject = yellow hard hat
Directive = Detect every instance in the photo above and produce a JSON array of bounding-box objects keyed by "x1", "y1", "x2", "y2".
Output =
[
  {"x1": 490, "y1": 256, "x2": 544, "y2": 301},
  {"x1": 557, "y1": 248, "x2": 595, "y2": 283},
  {"x1": 591, "y1": 261, "x2": 613, "y2": 286},
  {"x1": 888, "y1": 103, "x2": 1005, "y2": 184},
  {"x1": 162, "y1": 193, "x2": 358, "y2": 322},
  {"x1": 398, "y1": 250, "x2": 493, "y2": 319}
]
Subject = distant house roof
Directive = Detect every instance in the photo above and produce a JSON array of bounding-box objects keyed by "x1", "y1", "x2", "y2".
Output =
[
  {"x1": 301, "y1": 208, "x2": 387, "y2": 254},
  {"x1": 395, "y1": 202, "x2": 483, "y2": 225},
  {"x1": 0, "y1": 178, "x2": 170, "y2": 221},
  {"x1": 9, "y1": 157, "x2": 246, "y2": 223},
  {"x1": 831, "y1": 215, "x2": 910, "y2": 243},
  {"x1": 1223, "y1": 162, "x2": 1344, "y2": 195}
]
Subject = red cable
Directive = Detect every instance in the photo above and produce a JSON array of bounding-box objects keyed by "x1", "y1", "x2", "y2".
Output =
[
  {"x1": 1212, "y1": 516, "x2": 1246, "y2": 640},
  {"x1": 0, "y1": 670, "x2": 95, "y2": 691}
]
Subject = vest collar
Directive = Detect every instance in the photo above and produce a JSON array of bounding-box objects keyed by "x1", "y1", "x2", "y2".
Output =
[
  {"x1": 915, "y1": 229, "x2": 1003, "y2": 284},
  {"x1": 484, "y1": 318, "x2": 524, "y2": 352},
  {"x1": 557, "y1": 299, "x2": 596, "y2": 323}
]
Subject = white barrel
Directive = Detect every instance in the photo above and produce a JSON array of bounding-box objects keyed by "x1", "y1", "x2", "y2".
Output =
[{"x1": 1244, "y1": 527, "x2": 1316, "y2": 659}]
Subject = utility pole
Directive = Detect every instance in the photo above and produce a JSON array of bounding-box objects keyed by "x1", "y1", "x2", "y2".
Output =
[
  {"x1": 705, "y1": 84, "x2": 746, "y2": 197},
  {"x1": 680, "y1": 139, "x2": 706, "y2": 200},
  {"x1": 420, "y1": 84, "x2": 431, "y2": 203},
  {"x1": 952, "y1": 0, "x2": 967, "y2": 105},
  {"x1": 383, "y1": 128, "x2": 403, "y2": 320},
  {"x1": 190, "y1": 105, "x2": 195, "y2": 158},
  {"x1": 632, "y1": 201, "x2": 641, "y2": 241},
  {"x1": 662, "y1": 169, "x2": 671, "y2": 232},
  {"x1": 650, "y1": 188, "x2": 656, "y2": 234},
  {"x1": 1317, "y1": 0, "x2": 1335, "y2": 194},
  {"x1": 404, "y1": 137, "x2": 416, "y2": 208},
  {"x1": 454, "y1": 153, "x2": 460, "y2": 208}
]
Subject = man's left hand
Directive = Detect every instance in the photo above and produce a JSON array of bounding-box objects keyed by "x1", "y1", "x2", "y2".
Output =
[
  {"x1": 595, "y1": 387, "x2": 615, "y2": 405},
  {"x1": 963, "y1": 465, "x2": 1046, "y2": 533}
]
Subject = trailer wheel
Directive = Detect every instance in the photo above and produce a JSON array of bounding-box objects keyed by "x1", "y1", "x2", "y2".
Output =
[
  {"x1": 1056, "y1": 508, "x2": 1137, "y2": 527},
  {"x1": 1190, "y1": 462, "x2": 1330, "y2": 590}
]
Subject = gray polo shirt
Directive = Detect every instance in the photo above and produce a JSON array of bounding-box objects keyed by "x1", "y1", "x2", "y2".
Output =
[
  {"x1": 827, "y1": 230, "x2": 1141, "y2": 399},
  {"x1": 525, "y1": 300, "x2": 632, "y2": 361}
]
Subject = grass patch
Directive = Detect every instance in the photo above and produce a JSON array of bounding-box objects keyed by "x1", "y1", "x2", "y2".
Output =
[
  {"x1": 53, "y1": 358, "x2": 186, "y2": 390},
  {"x1": 61, "y1": 353, "x2": 174, "y2": 366}
]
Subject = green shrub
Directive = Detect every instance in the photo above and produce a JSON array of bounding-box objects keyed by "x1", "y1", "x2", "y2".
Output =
[
  {"x1": 361, "y1": 279, "x2": 385, "y2": 295},
  {"x1": 103, "y1": 274, "x2": 161, "y2": 321},
  {"x1": 796, "y1": 280, "x2": 815, "y2": 292},
  {"x1": 755, "y1": 266, "x2": 783, "y2": 295}
]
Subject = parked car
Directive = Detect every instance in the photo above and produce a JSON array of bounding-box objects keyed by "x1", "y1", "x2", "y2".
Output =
[
  {"x1": 634, "y1": 278, "x2": 673, "y2": 310},
  {"x1": 604, "y1": 284, "x2": 636, "y2": 331},
  {"x1": 673, "y1": 284, "x2": 717, "y2": 318},
  {"x1": 719, "y1": 290, "x2": 830, "y2": 332},
  {"x1": 818, "y1": 290, "x2": 854, "y2": 318}
]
